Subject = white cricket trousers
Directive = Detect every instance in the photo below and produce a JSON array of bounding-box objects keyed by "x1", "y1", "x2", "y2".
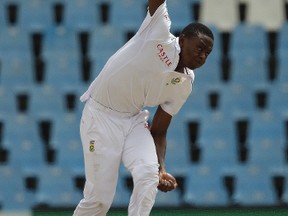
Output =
[{"x1": 73, "y1": 98, "x2": 159, "y2": 216}]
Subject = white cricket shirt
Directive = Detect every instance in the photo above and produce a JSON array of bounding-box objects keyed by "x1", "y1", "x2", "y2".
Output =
[{"x1": 80, "y1": 2, "x2": 194, "y2": 116}]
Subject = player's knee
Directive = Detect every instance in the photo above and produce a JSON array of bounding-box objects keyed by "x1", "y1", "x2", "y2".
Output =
[{"x1": 132, "y1": 164, "x2": 159, "y2": 186}]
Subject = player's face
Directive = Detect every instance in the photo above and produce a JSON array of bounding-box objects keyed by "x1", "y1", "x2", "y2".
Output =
[{"x1": 180, "y1": 33, "x2": 213, "y2": 70}]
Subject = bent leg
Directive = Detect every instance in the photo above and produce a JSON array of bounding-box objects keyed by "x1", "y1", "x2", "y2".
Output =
[
  {"x1": 122, "y1": 122, "x2": 159, "y2": 216},
  {"x1": 129, "y1": 164, "x2": 159, "y2": 216}
]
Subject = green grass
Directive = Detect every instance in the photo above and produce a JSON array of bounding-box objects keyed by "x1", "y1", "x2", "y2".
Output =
[{"x1": 33, "y1": 208, "x2": 288, "y2": 216}]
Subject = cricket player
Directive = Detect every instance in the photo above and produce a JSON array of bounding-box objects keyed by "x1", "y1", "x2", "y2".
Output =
[{"x1": 73, "y1": 0, "x2": 214, "y2": 215}]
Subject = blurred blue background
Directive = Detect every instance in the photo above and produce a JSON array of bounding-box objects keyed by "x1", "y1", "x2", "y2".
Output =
[{"x1": 0, "y1": 0, "x2": 288, "y2": 213}]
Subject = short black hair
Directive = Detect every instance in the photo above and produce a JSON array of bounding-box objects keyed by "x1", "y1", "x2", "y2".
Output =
[{"x1": 180, "y1": 22, "x2": 214, "y2": 40}]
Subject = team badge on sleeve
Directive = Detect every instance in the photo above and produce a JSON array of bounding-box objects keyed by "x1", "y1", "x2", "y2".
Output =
[{"x1": 171, "y1": 77, "x2": 185, "y2": 85}]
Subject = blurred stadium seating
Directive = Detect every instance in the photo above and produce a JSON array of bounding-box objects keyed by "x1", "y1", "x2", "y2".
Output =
[{"x1": 0, "y1": 0, "x2": 287, "y2": 212}]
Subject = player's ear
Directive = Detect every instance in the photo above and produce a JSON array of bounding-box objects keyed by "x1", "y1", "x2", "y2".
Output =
[{"x1": 179, "y1": 34, "x2": 186, "y2": 48}]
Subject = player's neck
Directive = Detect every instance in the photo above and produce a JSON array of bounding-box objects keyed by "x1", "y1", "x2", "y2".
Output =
[{"x1": 175, "y1": 64, "x2": 185, "y2": 74}]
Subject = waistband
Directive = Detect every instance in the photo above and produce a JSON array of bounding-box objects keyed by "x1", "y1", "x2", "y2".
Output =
[{"x1": 87, "y1": 97, "x2": 138, "y2": 118}]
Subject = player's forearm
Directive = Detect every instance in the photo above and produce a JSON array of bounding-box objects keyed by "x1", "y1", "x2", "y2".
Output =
[
  {"x1": 148, "y1": 0, "x2": 165, "y2": 16},
  {"x1": 150, "y1": 106, "x2": 171, "y2": 173},
  {"x1": 152, "y1": 134, "x2": 167, "y2": 173}
]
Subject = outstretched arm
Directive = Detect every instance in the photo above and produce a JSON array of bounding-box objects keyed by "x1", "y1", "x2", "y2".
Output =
[
  {"x1": 150, "y1": 105, "x2": 171, "y2": 174},
  {"x1": 150, "y1": 106, "x2": 177, "y2": 192},
  {"x1": 148, "y1": 0, "x2": 165, "y2": 16}
]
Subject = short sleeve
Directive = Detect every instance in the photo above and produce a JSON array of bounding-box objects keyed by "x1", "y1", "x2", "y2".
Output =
[{"x1": 160, "y1": 80, "x2": 193, "y2": 116}]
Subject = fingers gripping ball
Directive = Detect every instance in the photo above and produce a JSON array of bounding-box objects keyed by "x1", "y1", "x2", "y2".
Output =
[{"x1": 158, "y1": 172, "x2": 178, "y2": 192}]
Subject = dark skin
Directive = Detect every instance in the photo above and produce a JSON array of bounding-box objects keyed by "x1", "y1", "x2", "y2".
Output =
[{"x1": 148, "y1": 0, "x2": 214, "y2": 192}]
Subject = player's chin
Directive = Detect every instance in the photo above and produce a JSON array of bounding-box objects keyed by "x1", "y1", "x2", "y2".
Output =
[
  {"x1": 188, "y1": 63, "x2": 201, "y2": 70},
  {"x1": 193, "y1": 62, "x2": 205, "y2": 70}
]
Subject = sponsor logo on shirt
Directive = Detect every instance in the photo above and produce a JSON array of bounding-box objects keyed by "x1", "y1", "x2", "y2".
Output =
[{"x1": 157, "y1": 44, "x2": 172, "y2": 67}]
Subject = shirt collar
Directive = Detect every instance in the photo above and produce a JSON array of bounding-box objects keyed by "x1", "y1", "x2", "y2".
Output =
[{"x1": 175, "y1": 37, "x2": 181, "y2": 54}]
